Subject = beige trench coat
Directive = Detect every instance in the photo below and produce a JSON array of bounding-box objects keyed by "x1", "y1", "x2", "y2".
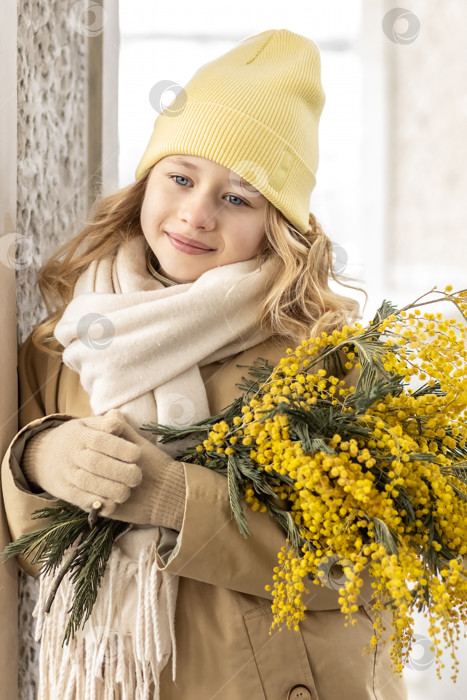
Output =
[{"x1": 1, "y1": 333, "x2": 407, "y2": 700}]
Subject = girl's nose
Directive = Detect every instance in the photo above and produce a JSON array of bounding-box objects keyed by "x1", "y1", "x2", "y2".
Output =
[{"x1": 179, "y1": 193, "x2": 217, "y2": 230}]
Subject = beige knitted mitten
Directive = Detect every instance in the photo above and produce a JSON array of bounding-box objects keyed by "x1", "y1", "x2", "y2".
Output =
[
  {"x1": 102, "y1": 411, "x2": 186, "y2": 531},
  {"x1": 22, "y1": 410, "x2": 186, "y2": 531}
]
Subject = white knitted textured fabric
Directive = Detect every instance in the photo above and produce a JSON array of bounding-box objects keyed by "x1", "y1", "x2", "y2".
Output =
[
  {"x1": 55, "y1": 236, "x2": 276, "y2": 436},
  {"x1": 34, "y1": 235, "x2": 275, "y2": 699}
]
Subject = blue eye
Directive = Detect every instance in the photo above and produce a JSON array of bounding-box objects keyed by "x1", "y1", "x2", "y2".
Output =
[
  {"x1": 226, "y1": 194, "x2": 247, "y2": 207},
  {"x1": 171, "y1": 175, "x2": 190, "y2": 186}
]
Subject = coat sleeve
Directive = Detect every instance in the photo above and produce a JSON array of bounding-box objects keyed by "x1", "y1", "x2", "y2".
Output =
[
  {"x1": 1, "y1": 335, "x2": 70, "y2": 577},
  {"x1": 157, "y1": 462, "x2": 377, "y2": 610},
  {"x1": 16, "y1": 332, "x2": 54, "y2": 427}
]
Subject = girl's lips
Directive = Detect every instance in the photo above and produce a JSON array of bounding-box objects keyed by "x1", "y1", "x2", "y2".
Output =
[{"x1": 166, "y1": 232, "x2": 216, "y2": 255}]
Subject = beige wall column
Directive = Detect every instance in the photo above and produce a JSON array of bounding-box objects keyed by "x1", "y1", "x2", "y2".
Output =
[
  {"x1": 0, "y1": 1, "x2": 20, "y2": 697},
  {"x1": 88, "y1": 0, "x2": 120, "y2": 206},
  {"x1": 358, "y1": 0, "x2": 390, "y2": 302}
]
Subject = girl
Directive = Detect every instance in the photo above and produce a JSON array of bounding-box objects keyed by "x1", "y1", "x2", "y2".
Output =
[{"x1": 2, "y1": 29, "x2": 407, "y2": 699}]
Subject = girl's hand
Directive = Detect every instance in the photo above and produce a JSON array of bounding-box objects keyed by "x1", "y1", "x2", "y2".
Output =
[
  {"x1": 22, "y1": 411, "x2": 143, "y2": 516},
  {"x1": 22, "y1": 409, "x2": 186, "y2": 529},
  {"x1": 104, "y1": 412, "x2": 186, "y2": 531}
]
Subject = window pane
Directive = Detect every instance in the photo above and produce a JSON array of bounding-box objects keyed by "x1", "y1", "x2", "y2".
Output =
[{"x1": 119, "y1": 0, "x2": 362, "y2": 42}]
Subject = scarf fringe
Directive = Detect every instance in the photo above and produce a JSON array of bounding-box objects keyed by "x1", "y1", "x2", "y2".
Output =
[{"x1": 34, "y1": 537, "x2": 178, "y2": 700}]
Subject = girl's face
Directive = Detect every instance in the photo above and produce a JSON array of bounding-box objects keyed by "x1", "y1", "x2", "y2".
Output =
[{"x1": 140, "y1": 155, "x2": 268, "y2": 282}]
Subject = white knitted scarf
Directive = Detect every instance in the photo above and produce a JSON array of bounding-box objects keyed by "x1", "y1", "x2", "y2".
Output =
[{"x1": 34, "y1": 235, "x2": 275, "y2": 699}]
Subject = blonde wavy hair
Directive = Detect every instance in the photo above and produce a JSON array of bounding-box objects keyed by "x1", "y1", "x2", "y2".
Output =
[{"x1": 32, "y1": 167, "x2": 365, "y2": 356}]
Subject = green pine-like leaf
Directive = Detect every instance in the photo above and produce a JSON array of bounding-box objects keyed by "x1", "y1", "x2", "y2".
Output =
[
  {"x1": 370, "y1": 299, "x2": 400, "y2": 327},
  {"x1": 1, "y1": 502, "x2": 89, "y2": 567},
  {"x1": 1, "y1": 502, "x2": 130, "y2": 644},
  {"x1": 226, "y1": 454, "x2": 250, "y2": 538},
  {"x1": 235, "y1": 357, "x2": 276, "y2": 396}
]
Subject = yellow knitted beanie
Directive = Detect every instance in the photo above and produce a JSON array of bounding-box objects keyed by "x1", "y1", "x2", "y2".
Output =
[{"x1": 135, "y1": 29, "x2": 325, "y2": 234}]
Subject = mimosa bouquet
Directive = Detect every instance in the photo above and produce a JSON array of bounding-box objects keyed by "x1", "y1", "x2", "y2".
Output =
[{"x1": 4, "y1": 286, "x2": 467, "y2": 680}]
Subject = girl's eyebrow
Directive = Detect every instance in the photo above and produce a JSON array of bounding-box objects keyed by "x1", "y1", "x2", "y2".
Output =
[{"x1": 171, "y1": 157, "x2": 198, "y2": 170}]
